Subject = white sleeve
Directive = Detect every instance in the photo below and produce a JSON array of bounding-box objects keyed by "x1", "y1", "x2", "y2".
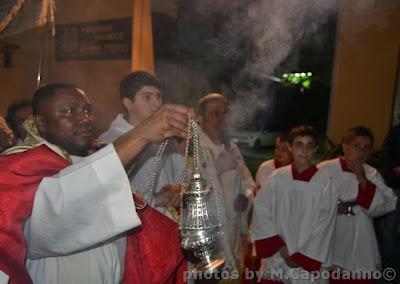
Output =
[
  {"x1": 362, "y1": 170, "x2": 397, "y2": 217},
  {"x1": 0, "y1": 270, "x2": 9, "y2": 284},
  {"x1": 255, "y1": 162, "x2": 269, "y2": 188},
  {"x1": 26, "y1": 144, "x2": 141, "y2": 259},
  {"x1": 252, "y1": 178, "x2": 277, "y2": 241}
]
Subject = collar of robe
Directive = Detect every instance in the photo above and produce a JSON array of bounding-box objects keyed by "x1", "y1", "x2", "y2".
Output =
[
  {"x1": 2, "y1": 115, "x2": 72, "y2": 163},
  {"x1": 291, "y1": 164, "x2": 318, "y2": 182},
  {"x1": 339, "y1": 157, "x2": 353, "y2": 173},
  {"x1": 274, "y1": 159, "x2": 283, "y2": 169}
]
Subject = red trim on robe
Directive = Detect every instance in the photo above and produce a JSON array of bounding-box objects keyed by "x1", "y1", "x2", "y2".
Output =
[
  {"x1": 356, "y1": 181, "x2": 376, "y2": 209},
  {"x1": 290, "y1": 252, "x2": 321, "y2": 272},
  {"x1": 339, "y1": 157, "x2": 353, "y2": 173},
  {"x1": 255, "y1": 235, "x2": 285, "y2": 258},
  {"x1": 274, "y1": 160, "x2": 282, "y2": 169},
  {"x1": 339, "y1": 157, "x2": 376, "y2": 209},
  {"x1": 291, "y1": 164, "x2": 318, "y2": 182}
]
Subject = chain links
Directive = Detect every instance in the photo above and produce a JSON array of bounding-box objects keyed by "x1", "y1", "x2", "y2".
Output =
[
  {"x1": 128, "y1": 139, "x2": 169, "y2": 210},
  {"x1": 179, "y1": 118, "x2": 223, "y2": 230}
]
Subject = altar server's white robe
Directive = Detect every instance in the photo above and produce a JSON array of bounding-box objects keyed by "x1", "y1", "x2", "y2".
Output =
[
  {"x1": 256, "y1": 159, "x2": 277, "y2": 189},
  {"x1": 252, "y1": 165, "x2": 337, "y2": 284},
  {"x1": 98, "y1": 114, "x2": 184, "y2": 214},
  {"x1": 199, "y1": 130, "x2": 255, "y2": 271},
  {"x1": 318, "y1": 158, "x2": 397, "y2": 272},
  {"x1": 0, "y1": 271, "x2": 8, "y2": 284},
  {"x1": 25, "y1": 144, "x2": 141, "y2": 284}
]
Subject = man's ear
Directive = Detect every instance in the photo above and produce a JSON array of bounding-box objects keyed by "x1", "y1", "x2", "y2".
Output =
[
  {"x1": 33, "y1": 115, "x2": 46, "y2": 134},
  {"x1": 122, "y1": 97, "x2": 133, "y2": 112},
  {"x1": 286, "y1": 141, "x2": 292, "y2": 153},
  {"x1": 342, "y1": 142, "x2": 348, "y2": 155}
]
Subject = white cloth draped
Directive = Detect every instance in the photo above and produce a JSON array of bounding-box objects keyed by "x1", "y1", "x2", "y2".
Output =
[
  {"x1": 25, "y1": 144, "x2": 140, "y2": 284},
  {"x1": 0, "y1": 270, "x2": 9, "y2": 284},
  {"x1": 198, "y1": 130, "x2": 255, "y2": 271},
  {"x1": 255, "y1": 159, "x2": 276, "y2": 188},
  {"x1": 252, "y1": 166, "x2": 337, "y2": 284},
  {"x1": 98, "y1": 114, "x2": 184, "y2": 214}
]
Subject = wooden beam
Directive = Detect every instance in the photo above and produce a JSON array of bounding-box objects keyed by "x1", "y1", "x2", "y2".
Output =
[{"x1": 131, "y1": 0, "x2": 154, "y2": 74}]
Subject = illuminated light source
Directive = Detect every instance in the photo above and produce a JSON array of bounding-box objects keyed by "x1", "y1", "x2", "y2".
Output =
[
  {"x1": 280, "y1": 71, "x2": 313, "y2": 90},
  {"x1": 260, "y1": 71, "x2": 313, "y2": 91}
]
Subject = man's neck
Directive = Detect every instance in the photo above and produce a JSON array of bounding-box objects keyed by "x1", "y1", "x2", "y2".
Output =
[
  {"x1": 125, "y1": 113, "x2": 143, "y2": 127},
  {"x1": 293, "y1": 161, "x2": 313, "y2": 173},
  {"x1": 203, "y1": 129, "x2": 224, "y2": 145}
]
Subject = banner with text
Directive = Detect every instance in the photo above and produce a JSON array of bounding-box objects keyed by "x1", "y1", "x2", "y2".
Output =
[{"x1": 56, "y1": 17, "x2": 131, "y2": 61}]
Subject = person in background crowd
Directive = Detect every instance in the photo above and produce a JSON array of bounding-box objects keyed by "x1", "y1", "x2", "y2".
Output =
[
  {"x1": 197, "y1": 92, "x2": 256, "y2": 274},
  {"x1": 0, "y1": 115, "x2": 16, "y2": 152},
  {"x1": 253, "y1": 125, "x2": 337, "y2": 284},
  {"x1": 255, "y1": 134, "x2": 293, "y2": 192},
  {"x1": 318, "y1": 126, "x2": 397, "y2": 284},
  {"x1": 379, "y1": 122, "x2": 400, "y2": 281},
  {"x1": 98, "y1": 71, "x2": 183, "y2": 218},
  {"x1": 6, "y1": 101, "x2": 33, "y2": 145}
]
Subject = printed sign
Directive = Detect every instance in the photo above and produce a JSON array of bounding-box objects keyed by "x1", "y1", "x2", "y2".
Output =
[{"x1": 56, "y1": 17, "x2": 132, "y2": 60}]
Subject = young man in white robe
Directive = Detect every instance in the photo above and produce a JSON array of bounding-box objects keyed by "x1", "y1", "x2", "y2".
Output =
[
  {"x1": 197, "y1": 93, "x2": 256, "y2": 273},
  {"x1": 256, "y1": 135, "x2": 293, "y2": 192},
  {"x1": 318, "y1": 126, "x2": 397, "y2": 283},
  {"x1": 0, "y1": 83, "x2": 192, "y2": 284},
  {"x1": 98, "y1": 71, "x2": 183, "y2": 216},
  {"x1": 252, "y1": 125, "x2": 338, "y2": 284}
]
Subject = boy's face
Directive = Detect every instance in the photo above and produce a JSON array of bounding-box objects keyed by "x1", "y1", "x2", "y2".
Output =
[
  {"x1": 123, "y1": 85, "x2": 162, "y2": 125},
  {"x1": 288, "y1": 135, "x2": 318, "y2": 168},
  {"x1": 342, "y1": 136, "x2": 373, "y2": 165},
  {"x1": 275, "y1": 138, "x2": 292, "y2": 166}
]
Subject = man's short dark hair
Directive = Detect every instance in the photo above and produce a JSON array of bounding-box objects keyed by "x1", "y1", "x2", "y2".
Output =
[
  {"x1": 33, "y1": 83, "x2": 78, "y2": 115},
  {"x1": 288, "y1": 125, "x2": 319, "y2": 145},
  {"x1": 343, "y1": 126, "x2": 374, "y2": 145},
  {"x1": 119, "y1": 71, "x2": 161, "y2": 101},
  {"x1": 197, "y1": 93, "x2": 229, "y2": 116},
  {"x1": 6, "y1": 101, "x2": 32, "y2": 137}
]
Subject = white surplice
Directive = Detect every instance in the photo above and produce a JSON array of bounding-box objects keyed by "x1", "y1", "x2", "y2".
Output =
[
  {"x1": 255, "y1": 159, "x2": 276, "y2": 189},
  {"x1": 98, "y1": 114, "x2": 184, "y2": 214},
  {"x1": 25, "y1": 143, "x2": 141, "y2": 284},
  {"x1": 252, "y1": 165, "x2": 337, "y2": 284},
  {"x1": 318, "y1": 158, "x2": 398, "y2": 272},
  {"x1": 199, "y1": 130, "x2": 255, "y2": 271},
  {"x1": 0, "y1": 270, "x2": 8, "y2": 284}
]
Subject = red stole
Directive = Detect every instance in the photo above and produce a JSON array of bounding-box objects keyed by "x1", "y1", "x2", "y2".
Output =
[{"x1": 0, "y1": 145, "x2": 186, "y2": 284}]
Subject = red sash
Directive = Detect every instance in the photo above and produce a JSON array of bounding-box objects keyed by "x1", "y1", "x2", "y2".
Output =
[{"x1": 0, "y1": 145, "x2": 186, "y2": 284}]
